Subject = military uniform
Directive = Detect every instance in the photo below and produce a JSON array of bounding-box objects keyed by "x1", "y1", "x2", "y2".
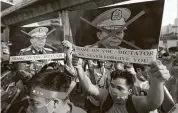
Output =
[{"x1": 18, "y1": 27, "x2": 54, "y2": 76}]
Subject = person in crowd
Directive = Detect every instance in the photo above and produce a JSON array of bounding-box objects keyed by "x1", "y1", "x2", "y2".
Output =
[
  {"x1": 168, "y1": 60, "x2": 178, "y2": 103},
  {"x1": 84, "y1": 60, "x2": 111, "y2": 113},
  {"x1": 161, "y1": 52, "x2": 173, "y2": 72},
  {"x1": 168, "y1": 47, "x2": 177, "y2": 59},
  {"x1": 133, "y1": 64, "x2": 150, "y2": 95},
  {"x1": 5, "y1": 62, "x2": 86, "y2": 113},
  {"x1": 18, "y1": 27, "x2": 53, "y2": 82},
  {"x1": 26, "y1": 63, "x2": 86, "y2": 113},
  {"x1": 72, "y1": 56, "x2": 170, "y2": 113}
]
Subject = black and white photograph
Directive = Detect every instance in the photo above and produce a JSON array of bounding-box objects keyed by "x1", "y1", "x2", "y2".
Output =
[{"x1": 1, "y1": 0, "x2": 178, "y2": 113}]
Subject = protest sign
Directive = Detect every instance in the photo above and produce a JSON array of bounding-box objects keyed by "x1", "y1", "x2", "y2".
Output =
[
  {"x1": 10, "y1": 53, "x2": 65, "y2": 62},
  {"x1": 68, "y1": 0, "x2": 164, "y2": 64},
  {"x1": 74, "y1": 46, "x2": 157, "y2": 64}
]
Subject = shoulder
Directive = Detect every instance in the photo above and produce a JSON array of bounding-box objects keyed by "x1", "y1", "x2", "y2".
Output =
[
  {"x1": 44, "y1": 48, "x2": 53, "y2": 52},
  {"x1": 72, "y1": 106, "x2": 86, "y2": 113},
  {"x1": 126, "y1": 95, "x2": 139, "y2": 113},
  {"x1": 70, "y1": 102, "x2": 86, "y2": 113},
  {"x1": 19, "y1": 48, "x2": 32, "y2": 55}
]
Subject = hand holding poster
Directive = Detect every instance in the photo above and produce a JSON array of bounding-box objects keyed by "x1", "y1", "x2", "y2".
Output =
[{"x1": 73, "y1": 46, "x2": 157, "y2": 64}]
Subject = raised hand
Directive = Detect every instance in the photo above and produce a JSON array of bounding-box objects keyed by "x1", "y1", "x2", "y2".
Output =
[{"x1": 149, "y1": 60, "x2": 170, "y2": 83}]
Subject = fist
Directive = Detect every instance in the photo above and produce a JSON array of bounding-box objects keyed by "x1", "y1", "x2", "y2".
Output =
[
  {"x1": 72, "y1": 55, "x2": 83, "y2": 68},
  {"x1": 149, "y1": 60, "x2": 170, "y2": 82},
  {"x1": 19, "y1": 70, "x2": 33, "y2": 79},
  {"x1": 62, "y1": 40, "x2": 73, "y2": 50}
]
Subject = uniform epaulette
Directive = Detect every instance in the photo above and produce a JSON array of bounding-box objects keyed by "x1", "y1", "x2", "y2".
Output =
[
  {"x1": 20, "y1": 48, "x2": 31, "y2": 52},
  {"x1": 44, "y1": 48, "x2": 53, "y2": 51}
]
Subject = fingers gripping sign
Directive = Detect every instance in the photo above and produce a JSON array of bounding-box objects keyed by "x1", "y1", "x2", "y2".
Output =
[
  {"x1": 149, "y1": 60, "x2": 170, "y2": 82},
  {"x1": 72, "y1": 54, "x2": 83, "y2": 68},
  {"x1": 62, "y1": 40, "x2": 73, "y2": 50}
]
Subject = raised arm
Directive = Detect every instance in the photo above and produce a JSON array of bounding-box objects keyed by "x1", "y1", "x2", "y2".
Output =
[
  {"x1": 72, "y1": 56, "x2": 101, "y2": 98},
  {"x1": 62, "y1": 40, "x2": 76, "y2": 76},
  {"x1": 133, "y1": 60, "x2": 170, "y2": 113}
]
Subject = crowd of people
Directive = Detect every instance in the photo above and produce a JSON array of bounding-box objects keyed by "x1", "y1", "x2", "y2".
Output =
[
  {"x1": 1, "y1": 7, "x2": 178, "y2": 113},
  {"x1": 1, "y1": 38, "x2": 178, "y2": 113}
]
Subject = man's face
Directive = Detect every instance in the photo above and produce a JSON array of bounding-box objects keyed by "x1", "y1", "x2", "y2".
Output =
[
  {"x1": 30, "y1": 36, "x2": 46, "y2": 50},
  {"x1": 29, "y1": 87, "x2": 67, "y2": 113},
  {"x1": 109, "y1": 77, "x2": 130, "y2": 104},
  {"x1": 136, "y1": 67, "x2": 149, "y2": 81},
  {"x1": 97, "y1": 30, "x2": 124, "y2": 48},
  {"x1": 30, "y1": 91, "x2": 50, "y2": 108},
  {"x1": 169, "y1": 51, "x2": 177, "y2": 58}
]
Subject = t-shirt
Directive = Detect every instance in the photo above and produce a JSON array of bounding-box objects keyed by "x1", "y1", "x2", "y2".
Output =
[
  {"x1": 97, "y1": 88, "x2": 138, "y2": 113},
  {"x1": 68, "y1": 101, "x2": 86, "y2": 113},
  {"x1": 5, "y1": 98, "x2": 86, "y2": 113}
]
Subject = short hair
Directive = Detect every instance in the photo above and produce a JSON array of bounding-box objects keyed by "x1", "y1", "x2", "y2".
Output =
[
  {"x1": 29, "y1": 63, "x2": 71, "y2": 92},
  {"x1": 110, "y1": 69, "x2": 135, "y2": 86},
  {"x1": 172, "y1": 60, "x2": 178, "y2": 66},
  {"x1": 162, "y1": 52, "x2": 169, "y2": 57},
  {"x1": 133, "y1": 63, "x2": 145, "y2": 72},
  {"x1": 169, "y1": 47, "x2": 177, "y2": 52}
]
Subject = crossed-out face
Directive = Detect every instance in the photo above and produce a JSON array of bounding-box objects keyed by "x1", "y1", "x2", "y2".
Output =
[
  {"x1": 30, "y1": 36, "x2": 47, "y2": 50},
  {"x1": 109, "y1": 77, "x2": 130, "y2": 104},
  {"x1": 97, "y1": 29, "x2": 125, "y2": 48}
]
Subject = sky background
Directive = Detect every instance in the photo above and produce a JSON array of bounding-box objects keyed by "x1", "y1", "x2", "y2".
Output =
[{"x1": 162, "y1": 0, "x2": 177, "y2": 26}]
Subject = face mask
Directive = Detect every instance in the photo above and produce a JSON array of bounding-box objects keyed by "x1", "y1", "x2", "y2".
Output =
[{"x1": 109, "y1": 86, "x2": 128, "y2": 105}]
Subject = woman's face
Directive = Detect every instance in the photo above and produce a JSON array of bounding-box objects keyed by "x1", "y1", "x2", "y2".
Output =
[
  {"x1": 109, "y1": 77, "x2": 130, "y2": 104},
  {"x1": 98, "y1": 30, "x2": 124, "y2": 48}
]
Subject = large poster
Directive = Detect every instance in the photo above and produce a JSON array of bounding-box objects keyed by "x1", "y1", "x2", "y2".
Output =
[
  {"x1": 69, "y1": 0, "x2": 164, "y2": 64},
  {"x1": 9, "y1": 25, "x2": 65, "y2": 62}
]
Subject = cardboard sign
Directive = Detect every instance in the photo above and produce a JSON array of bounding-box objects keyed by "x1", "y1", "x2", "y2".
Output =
[
  {"x1": 74, "y1": 46, "x2": 157, "y2": 64},
  {"x1": 10, "y1": 53, "x2": 65, "y2": 62}
]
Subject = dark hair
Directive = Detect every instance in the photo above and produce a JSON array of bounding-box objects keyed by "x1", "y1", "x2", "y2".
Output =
[
  {"x1": 110, "y1": 69, "x2": 135, "y2": 86},
  {"x1": 172, "y1": 60, "x2": 178, "y2": 66},
  {"x1": 162, "y1": 52, "x2": 169, "y2": 57},
  {"x1": 169, "y1": 47, "x2": 177, "y2": 52},
  {"x1": 29, "y1": 63, "x2": 71, "y2": 92},
  {"x1": 133, "y1": 63, "x2": 145, "y2": 72}
]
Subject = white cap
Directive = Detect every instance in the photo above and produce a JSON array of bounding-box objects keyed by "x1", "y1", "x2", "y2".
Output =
[
  {"x1": 28, "y1": 27, "x2": 49, "y2": 37},
  {"x1": 92, "y1": 8, "x2": 131, "y2": 29}
]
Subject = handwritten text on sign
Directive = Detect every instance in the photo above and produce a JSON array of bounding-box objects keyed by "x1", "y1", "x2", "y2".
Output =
[
  {"x1": 10, "y1": 53, "x2": 65, "y2": 62},
  {"x1": 74, "y1": 46, "x2": 157, "y2": 64}
]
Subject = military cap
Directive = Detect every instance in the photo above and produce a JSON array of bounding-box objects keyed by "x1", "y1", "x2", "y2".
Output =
[
  {"x1": 92, "y1": 8, "x2": 131, "y2": 29},
  {"x1": 28, "y1": 27, "x2": 49, "y2": 37}
]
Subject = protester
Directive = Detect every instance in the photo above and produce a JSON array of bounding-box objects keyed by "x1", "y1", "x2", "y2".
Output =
[
  {"x1": 72, "y1": 56, "x2": 170, "y2": 113},
  {"x1": 26, "y1": 63, "x2": 86, "y2": 113},
  {"x1": 133, "y1": 64, "x2": 150, "y2": 94},
  {"x1": 168, "y1": 47, "x2": 177, "y2": 59},
  {"x1": 169, "y1": 60, "x2": 178, "y2": 103}
]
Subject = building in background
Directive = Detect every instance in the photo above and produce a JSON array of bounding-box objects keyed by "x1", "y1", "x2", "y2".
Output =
[{"x1": 159, "y1": 0, "x2": 178, "y2": 50}]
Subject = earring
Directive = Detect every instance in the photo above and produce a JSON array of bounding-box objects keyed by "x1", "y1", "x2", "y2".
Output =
[{"x1": 129, "y1": 89, "x2": 132, "y2": 94}]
